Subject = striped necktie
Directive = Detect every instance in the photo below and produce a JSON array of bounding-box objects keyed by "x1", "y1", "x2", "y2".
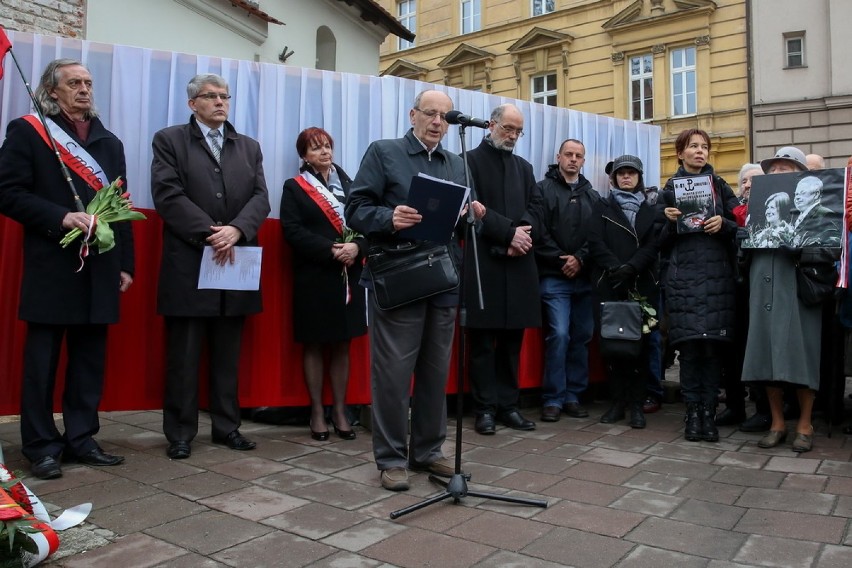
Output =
[{"x1": 208, "y1": 129, "x2": 222, "y2": 163}]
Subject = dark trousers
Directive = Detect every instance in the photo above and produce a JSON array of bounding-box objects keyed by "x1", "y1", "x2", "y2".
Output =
[
  {"x1": 468, "y1": 328, "x2": 524, "y2": 416},
  {"x1": 21, "y1": 323, "x2": 107, "y2": 462},
  {"x1": 608, "y1": 338, "x2": 650, "y2": 406},
  {"x1": 163, "y1": 316, "x2": 244, "y2": 443},
  {"x1": 678, "y1": 339, "x2": 724, "y2": 406}
]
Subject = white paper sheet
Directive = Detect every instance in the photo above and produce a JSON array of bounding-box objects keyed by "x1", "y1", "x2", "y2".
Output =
[{"x1": 197, "y1": 246, "x2": 263, "y2": 291}]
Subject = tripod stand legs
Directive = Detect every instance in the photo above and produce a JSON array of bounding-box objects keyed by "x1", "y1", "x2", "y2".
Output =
[{"x1": 389, "y1": 471, "x2": 548, "y2": 519}]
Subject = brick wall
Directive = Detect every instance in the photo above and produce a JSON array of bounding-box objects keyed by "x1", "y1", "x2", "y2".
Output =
[{"x1": 0, "y1": 0, "x2": 85, "y2": 38}]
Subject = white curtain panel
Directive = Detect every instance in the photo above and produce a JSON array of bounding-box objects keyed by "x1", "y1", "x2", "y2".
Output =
[{"x1": 0, "y1": 31, "x2": 661, "y2": 212}]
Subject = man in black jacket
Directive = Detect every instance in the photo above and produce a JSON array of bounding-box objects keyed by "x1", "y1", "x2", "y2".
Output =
[
  {"x1": 533, "y1": 139, "x2": 600, "y2": 422},
  {"x1": 0, "y1": 59, "x2": 134, "y2": 479},
  {"x1": 463, "y1": 104, "x2": 541, "y2": 435}
]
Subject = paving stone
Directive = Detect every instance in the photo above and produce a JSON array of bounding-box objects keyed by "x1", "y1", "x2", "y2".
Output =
[
  {"x1": 677, "y1": 479, "x2": 746, "y2": 505},
  {"x1": 542, "y1": 442, "x2": 589, "y2": 460},
  {"x1": 541, "y1": 476, "x2": 629, "y2": 506},
  {"x1": 764, "y1": 455, "x2": 821, "y2": 474},
  {"x1": 321, "y1": 518, "x2": 408, "y2": 552},
  {"x1": 472, "y1": 550, "x2": 566, "y2": 567},
  {"x1": 503, "y1": 453, "x2": 574, "y2": 475},
  {"x1": 205, "y1": 455, "x2": 291, "y2": 480},
  {"x1": 610, "y1": 489, "x2": 684, "y2": 517},
  {"x1": 626, "y1": 517, "x2": 747, "y2": 560},
  {"x1": 24, "y1": 464, "x2": 116, "y2": 496},
  {"x1": 623, "y1": 470, "x2": 691, "y2": 495},
  {"x1": 780, "y1": 473, "x2": 828, "y2": 492},
  {"x1": 253, "y1": 467, "x2": 331, "y2": 492},
  {"x1": 713, "y1": 450, "x2": 770, "y2": 469},
  {"x1": 634, "y1": 455, "x2": 720, "y2": 480},
  {"x1": 521, "y1": 526, "x2": 634, "y2": 567},
  {"x1": 286, "y1": 448, "x2": 371, "y2": 473},
  {"x1": 152, "y1": 554, "x2": 229, "y2": 567},
  {"x1": 212, "y1": 529, "x2": 337, "y2": 567},
  {"x1": 589, "y1": 434, "x2": 654, "y2": 453},
  {"x1": 735, "y1": 509, "x2": 847, "y2": 544},
  {"x1": 579, "y1": 447, "x2": 647, "y2": 468},
  {"x1": 735, "y1": 487, "x2": 835, "y2": 514},
  {"x1": 533, "y1": 500, "x2": 645, "y2": 537},
  {"x1": 818, "y1": 460, "x2": 852, "y2": 477},
  {"x1": 711, "y1": 465, "x2": 786, "y2": 489},
  {"x1": 116, "y1": 429, "x2": 171, "y2": 452},
  {"x1": 491, "y1": 469, "x2": 564, "y2": 493},
  {"x1": 447, "y1": 510, "x2": 554, "y2": 551},
  {"x1": 825, "y1": 475, "x2": 852, "y2": 496},
  {"x1": 460, "y1": 462, "x2": 516, "y2": 484},
  {"x1": 563, "y1": 460, "x2": 637, "y2": 485},
  {"x1": 546, "y1": 429, "x2": 604, "y2": 446},
  {"x1": 261, "y1": 502, "x2": 367, "y2": 539},
  {"x1": 59, "y1": 533, "x2": 188, "y2": 568},
  {"x1": 616, "y1": 544, "x2": 708, "y2": 568},
  {"x1": 361, "y1": 525, "x2": 494, "y2": 567},
  {"x1": 473, "y1": 488, "x2": 551, "y2": 519},
  {"x1": 290, "y1": 476, "x2": 393, "y2": 510},
  {"x1": 200, "y1": 485, "x2": 310, "y2": 521},
  {"x1": 45, "y1": 475, "x2": 159, "y2": 511},
  {"x1": 235, "y1": 437, "x2": 321, "y2": 462},
  {"x1": 87, "y1": 491, "x2": 208, "y2": 535},
  {"x1": 109, "y1": 453, "x2": 204, "y2": 484},
  {"x1": 733, "y1": 533, "x2": 820, "y2": 568},
  {"x1": 834, "y1": 495, "x2": 852, "y2": 517},
  {"x1": 645, "y1": 442, "x2": 724, "y2": 464},
  {"x1": 617, "y1": 426, "x2": 683, "y2": 444},
  {"x1": 144, "y1": 510, "x2": 274, "y2": 554},
  {"x1": 317, "y1": 551, "x2": 386, "y2": 567},
  {"x1": 816, "y1": 544, "x2": 852, "y2": 568},
  {"x1": 461, "y1": 446, "x2": 525, "y2": 466},
  {"x1": 155, "y1": 470, "x2": 249, "y2": 500},
  {"x1": 669, "y1": 498, "x2": 746, "y2": 530},
  {"x1": 500, "y1": 437, "x2": 563, "y2": 455}
]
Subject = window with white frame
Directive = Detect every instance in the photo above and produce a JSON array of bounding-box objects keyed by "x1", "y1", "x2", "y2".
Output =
[
  {"x1": 398, "y1": 0, "x2": 416, "y2": 50},
  {"x1": 532, "y1": 0, "x2": 555, "y2": 17},
  {"x1": 461, "y1": 0, "x2": 481, "y2": 34},
  {"x1": 784, "y1": 32, "x2": 805, "y2": 68},
  {"x1": 629, "y1": 54, "x2": 653, "y2": 121},
  {"x1": 670, "y1": 46, "x2": 696, "y2": 117},
  {"x1": 532, "y1": 73, "x2": 557, "y2": 106}
]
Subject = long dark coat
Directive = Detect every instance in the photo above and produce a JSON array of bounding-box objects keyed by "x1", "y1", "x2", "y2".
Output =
[
  {"x1": 280, "y1": 164, "x2": 367, "y2": 343},
  {"x1": 151, "y1": 116, "x2": 270, "y2": 317},
  {"x1": 660, "y1": 164, "x2": 739, "y2": 345},
  {"x1": 463, "y1": 139, "x2": 541, "y2": 329},
  {"x1": 587, "y1": 193, "x2": 663, "y2": 311},
  {"x1": 0, "y1": 116, "x2": 134, "y2": 324}
]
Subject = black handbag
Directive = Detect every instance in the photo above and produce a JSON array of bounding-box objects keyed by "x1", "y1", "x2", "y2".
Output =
[
  {"x1": 368, "y1": 241, "x2": 459, "y2": 310},
  {"x1": 599, "y1": 301, "x2": 643, "y2": 360},
  {"x1": 795, "y1": 249, "x2": 838, "y2": 307}
]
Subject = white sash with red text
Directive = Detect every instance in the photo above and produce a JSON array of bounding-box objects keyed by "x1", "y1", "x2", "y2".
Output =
[{"x1": 22, "y1": 114, "x2": 109, "y2": 191}]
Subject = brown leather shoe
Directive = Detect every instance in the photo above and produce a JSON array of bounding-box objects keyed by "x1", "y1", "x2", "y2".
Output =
[
  {"x1": 791, "y1": 432, "x2": 813, "y2": 453},
  {"x1": 757, "y1": 430, "x2": 787, "y2": 449},
  {"x1": 540, "y1": 405, "x2": 561, "y2": 422},
  {"x1": 380, "y1": 468, "x2": 409, "y2": 491}
]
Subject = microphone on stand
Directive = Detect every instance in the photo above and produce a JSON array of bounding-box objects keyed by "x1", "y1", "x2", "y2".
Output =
[{"x1": 445, "y1": 110, "x2": 490, "y2": 129}]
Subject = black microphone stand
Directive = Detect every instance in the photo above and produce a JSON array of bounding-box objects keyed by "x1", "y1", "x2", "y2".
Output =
[{"x1": 390, "y1": 123, "x2": 548, "y2": 520}]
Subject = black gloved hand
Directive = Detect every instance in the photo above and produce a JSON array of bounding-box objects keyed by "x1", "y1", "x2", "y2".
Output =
[{"x1": 608, "y1": 264, "x2": 636, "y2": 288}]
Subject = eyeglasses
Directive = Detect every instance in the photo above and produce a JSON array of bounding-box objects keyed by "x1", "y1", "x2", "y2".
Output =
[
  {"x1": 496, "y1": 123, "x2": 524, "y2": 137},
  {"x1": 195, "y1": 93, "x2": 232, "y2": 101},
  {"x1": 414, "y1": 108, "x2": 447, "y2": 122}
]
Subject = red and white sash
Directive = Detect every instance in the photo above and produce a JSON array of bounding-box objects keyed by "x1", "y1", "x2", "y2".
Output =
[
  {"x1": 292, "y1": 171, "x2": 354, "y2": 304},
  {"x1": 22, "y1": 114, "x2": 109, "y2": 191}
]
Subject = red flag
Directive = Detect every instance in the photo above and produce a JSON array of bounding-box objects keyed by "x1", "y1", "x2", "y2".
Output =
[{"x1": 0, "y1": 27, "x2": 12, "y2": 80}]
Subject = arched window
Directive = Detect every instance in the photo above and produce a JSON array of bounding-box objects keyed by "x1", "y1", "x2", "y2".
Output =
[{"x1": 316, "y1": 26, "x2": 336, "y2": 71}]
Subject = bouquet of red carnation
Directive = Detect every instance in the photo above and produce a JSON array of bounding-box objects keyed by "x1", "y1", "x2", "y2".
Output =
[
  {"x1": 59, "y1": 177, "x2": 146, "y2": 253},
  {"x1": 0, "y1": 465, "x2": 39, "y2": 568}
]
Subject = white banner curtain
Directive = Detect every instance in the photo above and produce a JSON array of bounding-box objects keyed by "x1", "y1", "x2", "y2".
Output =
[{"x1": 0, "y1": 31, "x2": 660, "y2": 413}]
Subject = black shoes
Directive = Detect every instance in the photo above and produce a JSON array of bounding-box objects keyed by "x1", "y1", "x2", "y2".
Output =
[
  {"x1": 474, "y1": 412, "x2": 496, "y2": 435},
  {"x1": 75, "y1": 448, "x2": 125, "y2": 466},
  {"x1": 540, "y1": 405, "x2": 561, "y2": 422},
  {"x1": 715, "y1": 407, "x2": 747, "y2": 427},
  {"x1": 739, "y1": 413, "x2": 771, "y2": 433},
  {"x1": 212, "y1": 430, "x2": 256, "y2": 451},
  {"x1": 642, "y1": 397, "x2": 661, "y2": 414},
  {"x1": 563, "y1": 402, "x2": 589, "y2": 418},
  {"x1": 167, "y1": 441, "x2": 191, "y2": 459},
  {"x1": 497, "y1": 410, "x2": 536, "y2": 431},
  {"x1": 700, "y1": 405, "x2": 719, "y2": 442},
  {"x1": 684, "y1": 402, "x2": 702, "y2": 441},
  {"x1": 330, "y1": 417, "x2": 356, "y2": 440},
  {"x1": 30, "y1": 455, "x2": 62, "y2": 480},
  {"x1": 600, "y1": 402, "x2": 626, "y2": 424},
  {"x1": 628, "y1": 403, "x2": 646, "y2": 429}
]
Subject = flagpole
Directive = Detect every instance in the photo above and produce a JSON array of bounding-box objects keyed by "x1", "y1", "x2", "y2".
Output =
[{"x1": 4, "y1": 44, "x2": 85, "y2": 212}]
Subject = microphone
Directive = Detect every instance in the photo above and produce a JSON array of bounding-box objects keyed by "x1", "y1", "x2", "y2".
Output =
[{"x1": 445, "y1": 110, "x2": 490, "y2": 129}]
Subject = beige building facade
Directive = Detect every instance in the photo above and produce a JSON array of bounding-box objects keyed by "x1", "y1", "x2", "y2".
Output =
[
  {"x1": 750, "y1": 0, "x2": 852, "y2": 167},
  {"x1": 379, "y1": 0, "x2": 749, "y2": 184}
]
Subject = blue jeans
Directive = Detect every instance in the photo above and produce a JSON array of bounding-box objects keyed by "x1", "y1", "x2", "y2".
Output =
[
  {"x1": 646, "y1": 329, "x2": 664, "y2": 400},
  {"x1": 539, "y1": 276, "x2": 593, "y2": 407}
]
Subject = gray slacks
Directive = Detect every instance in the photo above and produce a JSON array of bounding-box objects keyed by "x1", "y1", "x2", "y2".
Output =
[{"x1": 368, "y1": 292, "x2": 456, "y2": 470}]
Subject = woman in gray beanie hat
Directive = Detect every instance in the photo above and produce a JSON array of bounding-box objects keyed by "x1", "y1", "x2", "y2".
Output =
[{"x1": 587, "y1": 155, "x2": 664, "y2": 428}]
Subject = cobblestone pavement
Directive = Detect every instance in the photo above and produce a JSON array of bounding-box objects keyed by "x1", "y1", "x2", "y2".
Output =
[{"x1": 1, "y1": 394, "x2": 852, "y2": 567}]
